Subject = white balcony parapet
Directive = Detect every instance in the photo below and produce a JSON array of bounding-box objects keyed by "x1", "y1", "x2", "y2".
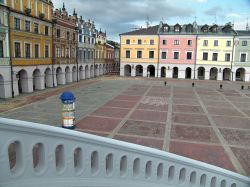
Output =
[{"x1": 0, "y1": 117, "x2": 249, "y2": 187}]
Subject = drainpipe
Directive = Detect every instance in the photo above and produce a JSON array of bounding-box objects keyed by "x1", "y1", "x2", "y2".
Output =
[
  {"x1": 231, "y1": 35, "x2": 236, "y2": 81},
  {"x1": 157, "y1": 34, "x2": 160, "y2": 78},
  {"x1": 194, "y1": 35, "x2": 198, "y2": 80},
  {"x1": 7, "y1": 8, "x2": 14, "y2": 98}
]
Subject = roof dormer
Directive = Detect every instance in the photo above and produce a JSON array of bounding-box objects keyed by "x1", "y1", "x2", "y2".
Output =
[
  {"x1": 174, "y1": 23, "x2": 181, "y2": 32},
  {"x1": 201, "y1": 24, "x2": 209, "y2": 33},
  {"x1": 210, "y1": 24, "x2": 218, "y2": 33},
  {"x1": 162, "y1": 24, "x2": 170, "y2": 32},
  {"x1": 186, "y1": 24, "x2": 193, "y2": 33}
]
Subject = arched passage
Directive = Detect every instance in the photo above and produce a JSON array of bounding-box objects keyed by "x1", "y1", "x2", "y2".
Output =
[
  {"x1": 124, "y1": 65, "x2": 131, "y2": 76},
  {"x1": 90, "y1": 65, "x2": 94, "y2": 78},
  {"x1": 99, "y1": 64, "x2": 102, "y2": 76},
  {"x1": 56, "y1": 67, "x2": 64, "y2": 85},
  {"x1": 147, "y1": 65, "x2": 155, "y2": 77},
  {"x1": 65, "y1": 66, "x2": 71, "y2": 83},
  {"x1": 95, "y1": 65, "x2": 99, "y2": 76},
  {"x1": 85, "y1": 65, "x2": 89, "y2": 79},
  {"x1": 172, "y1": 67, "x2": 178, "y2": 78},
  {"x1": 198, "y1": 67, "x2": 205, "y2": 80},
  {"x1": 185, "y1": 67, "x2": 192, "y2": 79},
  {"x1": 136, "y1": 65, "x2": 143, "y2": 76},
  {"x1": 33, "y1": 69, "x2": 42, "y2": 90},
  {"x1": 210, "y1": 67, "x2": 218, "y2": 80},
  {"x1": 79, "y1": 66, "x2": 84, "y2": 80},
  {"x1": 44, "y1": 68, "x2": 52, "y2": 88},
  {"x1": 223, "y1": 68, "x2": 231, "y2": 81},
  {"x1": 0, "y1": 74, "x2": 5, "y2": 98},
  {"x1": 17, "y1": 69, "x2": 28, "y2": 93},
  {"x1": 161, "y1": 67, "x2": 166, "y2": 78},
  {"x1": 72, "y1": 66, "x2": 77, "y2": 82},
  {"x1": 236, "y1": 68, "x2": 245, "y2": 81}
]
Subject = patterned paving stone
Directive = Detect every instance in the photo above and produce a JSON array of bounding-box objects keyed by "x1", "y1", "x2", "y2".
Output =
[
  {"x1": 170, "y1": 141, "x2": 235, "y2": 172},
  {"x1": 137, "y1": 96, "x2": 168, "y2": 111},
  {"x1": 172, "y1": 113, "x2": 211, "y2": 126},
  {"x1": 172, "y1": 104, "x2": 204, "y2": 114},
  {"x1": 146, "y1": 92, "x2": 171, "y2": 97},
  {"x1": 130, "y1": 110, "x2": 168, "y2": 123},
  {"x1": 219, "y1": 128, "x2": 250, "y2": 146},
  {"x1": 173, "y1": 98, "x2": 200, "y2": 105},
  {"x1": 137, "y1": 103, "x2": 168, "y2": 111},
  {"x1": 103, "y1": 100, "x2": 137, "y2": 109},
  {"x1": 200, "y1": 95, "x2": 225, "y2": 101},
  {"x1": 225, "y1": 96, "x2": 250, "y2": 103},
  {"x1": 241, "y1": 109, "x2": 250, "y2": 117},
  {"x1": 113, "y1": 95, "x2": 141, "y2": 102},
  {"x1": 231, "y1": 147, "x2": 250, "y2": 176},
  {"x1": 91, "y1": 107, "x2": 130, "y2": 118},
  {"x1": 173, "y1": 94, "x2": 197, "y2": 99},
  {"x1": 201, "y1": 100, "x2": 233, "y2": 108},
  {"x1": 114, "y1": 135, "x2": 163, "y2": 149},
  {"x1": 76, "y1": 116, "x2": 121, "y2": 132},
  {"x1": 171, "y1": 125, "x2": 219, "y2": 143},
  {"x1": 207, "y1": 107, "x2": 244, "y2": 117},
  {"x1": 233, "y1": 102, "x2": 250, "y2": 109},
  {"x1": 121, "y1": 91, "x2": 145, "y2": 96},
  {"x1": 212, "y1": 116, "x2": 250, "y2": 129},
  {"x1": 118, "y1": 120, "x2": 165, "y2": 138}
]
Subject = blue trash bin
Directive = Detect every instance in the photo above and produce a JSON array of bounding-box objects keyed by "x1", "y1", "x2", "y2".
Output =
[{"x1": 59, "y1": 92, "x2": 76, "y2": 129}]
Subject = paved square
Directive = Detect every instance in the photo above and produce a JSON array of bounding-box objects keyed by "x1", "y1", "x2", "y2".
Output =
[{"x1": 1, "y1": 77, "x2": 250, "y2": 177}]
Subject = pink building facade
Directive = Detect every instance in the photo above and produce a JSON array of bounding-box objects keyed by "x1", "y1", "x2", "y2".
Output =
[{"x1": 159, "y1": 23, "x2": 197, "y2": 79}]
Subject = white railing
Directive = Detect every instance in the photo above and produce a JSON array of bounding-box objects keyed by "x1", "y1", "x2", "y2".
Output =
[{"x1": 0, "y1": 117, "x2": 249, "y2": 187}]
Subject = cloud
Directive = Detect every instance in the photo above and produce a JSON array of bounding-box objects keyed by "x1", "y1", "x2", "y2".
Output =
[
  {"x1": 204, "y1": 6, "x2": 223, "y2": 16},
  {"x1": 226, "y1": 13, "x2": 242, "y2": 18},
  {"x1": 54, "y1": 0, "x2": 194, "y2": 41}
]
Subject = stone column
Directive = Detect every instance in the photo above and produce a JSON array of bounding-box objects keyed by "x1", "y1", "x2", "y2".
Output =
[{"x1": 205, "y1": 71, "x2": 210, "y2": 80}]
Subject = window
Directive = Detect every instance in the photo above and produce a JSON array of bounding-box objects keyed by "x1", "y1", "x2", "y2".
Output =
[
  {"x1": 187, "y1": 52, "x2": 192, "y2": 60},
  {"x1": 174, "y1": 52, "x2": 179, "y2": 59},
  {"x1": 137, "y1": 51, "x2": 142, "y2": 58},
  {"x1": 138, "y1": 39, "x2": 142, "y2": 45},
  {"x1": 149, "y1": 51, "x2": 154, "y2": 58},
  {"x1": 34, "y1": 23, "x2": 39, "y2": 34},
  {"x1": 126, "y1": 50, "x2": 130, "y2": 58},
  {"x1": 242, "y1": 41, "x2": 248, "y2": 46},
  {"x1": 35, "y1": 44, "x2": 39, "y2": 58},
  {"x1": 57, "y1": 29, "x2": 60, "y2": 38},
  {"x1": 161, "y1": 52, "x2": 166, "y2": 59},
  {"x1": 67, "y1": 32, "x2": 70, "y2": 40},
  {"x1": 66, "y1": 48, "x2": 69, "y2": 58},
  {"x1": 126, "y1": 39, "x2": 130, "y2": 44},
  {"x1": 225, "y1": 53, "x2": 230, "y2": 61},
  {"x1": 203, "y1": 40, "x2": 208, "y2": 46},
  {"x1": 25, "y1": 21, "x2": 30, "y2": 32},
  {"x1": 212, "y1": 53, "x2": 218, "y2": 61},
  {"x1": 188, "y1": 40, "x2": 192, "y2": 46},
  {"x1": 84, "y1": 36, "x2": 86, "y2": 43},
  {"x1": 240, "y1": 53, "x2": 247, "y2": 62},
  {"x1": 14, "y1": 18, "x2": 20, "y2": 30},
  {"x1": 226, "y1": 40, "x2": 231, "y2": 47},
  {"x1": 45, "y1": 26, "x2": 49, "y2": 36},
  {"x1": 174, "y1": 26, "x2": 180, "y2": 32},
  {"x1": 15, "y1": 42, "x2": 21, "y2": 58},
  {"x1": 214, "y1": 40, "x2": 218, "y2": 46},
  {"x1": 0, "y1": 41, "x2": 3, "y2": 58},
  {"x1": 73, "y1": 33, "x2": 76, "y2": 41},
  {"x1": 25, "y1": 43, "x2": 31, "y2": 58},
  {"x1": 45, "y1": 45, "x2": 49, "y2": 58},
  {"x1": 174, "y1": 40, "x2": 179, "y2": 45},
  {"x1": 79, "y1": 35, "x2": 82, "y2": 42},
  {"x1": 203, "y1": 52, "x2": 208, "y2": 60},
  {"x1": 56, "y1": 47, "x2": 60, "y2": 58},
  {"x1": 162, "y1": 40, "x2": 167, "y2": 45},
  {"x1": 150, "y1": 40, "x2": 154, "y2": 45}
]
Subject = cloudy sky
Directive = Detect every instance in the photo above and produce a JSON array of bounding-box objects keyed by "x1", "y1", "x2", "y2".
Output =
[{"x1": 54, "y1": 0, "x2": 250, "y2": 42}]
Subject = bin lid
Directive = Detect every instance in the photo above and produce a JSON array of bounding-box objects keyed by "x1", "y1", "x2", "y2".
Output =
[{"x1": 60, "y1": 92, "x2": 76, "y2": 102}]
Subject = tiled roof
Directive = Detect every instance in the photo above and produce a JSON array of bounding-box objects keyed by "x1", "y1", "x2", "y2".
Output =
[
  {"x1": 120, "y1": 25, "x2": 159, "y2": 36},
  {"x1": 236, "y1": 30, "x2": 250, "y2": 36}
]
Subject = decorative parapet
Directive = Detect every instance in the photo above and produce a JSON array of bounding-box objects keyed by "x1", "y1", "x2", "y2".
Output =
[
  {"x1": 0, "y1": 58, "x2": 10, "y2": 65},
  {"x1": 0, "y1": 117, "x2": 249, "y2": 187}
]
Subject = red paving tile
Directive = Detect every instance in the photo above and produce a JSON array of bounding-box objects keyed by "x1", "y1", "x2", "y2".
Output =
[
  {"x1": 212, "y1": 116, "x2": 250, "y2": 129},
  {"x1": 76, "y1": 116, "x2": 121, "y2": 132},
  {"x1": 114, "y1": 135, "x2": 163, "y2": 150},
  {"x1": 201, "y1": 100, "x2": 233, "y2": 108},
  {"x1": 130, "y1": 110, "x2": 168, "y2": 123},
  {"x1": 173, "y1": 105, "x2": 204, "y2": 114},
  {"x1": 146, "y1": 92, "x2": 171, "y2": 97},
  {"x1": 137, "y1": 103, "x2": 168, "y2": 111},
  {"x1": 231, "y1": 147, "x2": 250, "y2": 176},
  {"x1": 219, "y1": 128, "x2": 250, "y2": 146},
  {"x1": 113, "y1": 95, "x2": 141, "y2": 102},
  {"x1": 233, "y1": 102, "x2": 250, "y2": 109},
  {"x1": 118, "y1": 120, "x2": 165, "y2": 137},
  {"x1": 121, "y1": 91, "x2": 145, "y2": 96},
  {"x1": 170, "y1": 141, "x2": 235, "y2": 172},
  {"x1": 173, "y1": 94, "x2": 197, "y2": 99},
  {"x1": 103, "y1": 100, "x2": 137, "y2": 109},
  {"x1": 171, "y1": 125, "x2": 219, "y2": 143},
  {"x1": 172, "y1": 113, "x2": 211, "y2": 126},
  {"x1": 173, "y1": 98, "x2": 200, "y2": 105},
  {"x1": 207, "y1": 107, "x2": 243, "y2": 117},
  {"x1": 91, "y1": 107, "x2": 130, "y2": 118}
]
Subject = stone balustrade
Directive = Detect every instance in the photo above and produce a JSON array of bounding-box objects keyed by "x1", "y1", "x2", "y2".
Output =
[{"x1": 0, "y1": 117, "x2": 249, "y2": 187}]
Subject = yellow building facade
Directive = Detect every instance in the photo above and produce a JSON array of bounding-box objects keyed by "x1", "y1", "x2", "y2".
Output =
[{"x1": 120, "y1": 26, "x2": 159, "y2": 77}]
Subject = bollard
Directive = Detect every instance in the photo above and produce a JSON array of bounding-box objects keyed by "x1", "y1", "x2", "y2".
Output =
[
  {"x1": 241, "y1": 85, "x2": 244, "y2": 90},
  {"x1": 164, "y1": 81, "x2": 167, "y2": 86},
  {"x1": 220, "y1": 84, "x2": 223, "y2": 89},
  {"x1": 192, "y1": 83, "x2": 195, "y2": 87},
  {"x1": 60, "y1": 92, "x2": 76, "y2": 129}
]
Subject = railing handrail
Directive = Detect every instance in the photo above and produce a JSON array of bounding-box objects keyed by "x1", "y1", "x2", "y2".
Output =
[{"x1": 0, "y1": 117, "x2": 249, "y2": 187}]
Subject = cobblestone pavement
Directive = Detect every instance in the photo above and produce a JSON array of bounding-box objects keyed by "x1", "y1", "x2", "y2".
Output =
[{"x1": 1, "y1": 76, "x2": 250, "y2": 177}]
